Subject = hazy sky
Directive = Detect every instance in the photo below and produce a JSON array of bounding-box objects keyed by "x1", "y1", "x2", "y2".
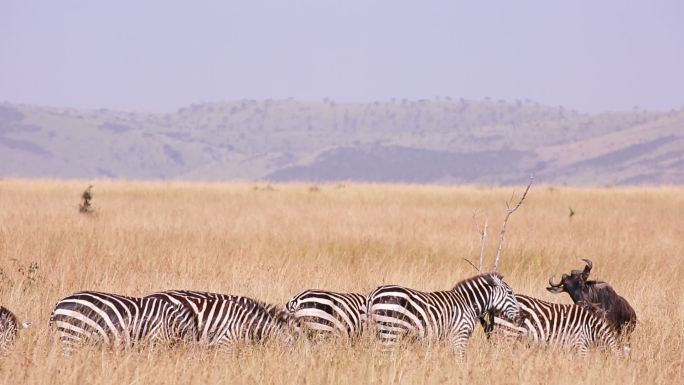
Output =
[{"x1": 1, "y1": 0, "x2": 682, "y2": 112}]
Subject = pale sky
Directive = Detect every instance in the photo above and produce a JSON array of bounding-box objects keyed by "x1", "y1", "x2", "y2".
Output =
[{"x1": 1, "y1": 0, "x2": 682, "y2": 112}]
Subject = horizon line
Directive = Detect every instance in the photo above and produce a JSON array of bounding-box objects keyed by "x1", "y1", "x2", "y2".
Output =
[{"x1": 3, "y1": 97, "x2": 682, "y2": 116}]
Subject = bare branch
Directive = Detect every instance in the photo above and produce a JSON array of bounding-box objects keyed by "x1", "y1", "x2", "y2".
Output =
[
  {"x1": 472, "y1": 211, "x2": 489, "y2": 271},
  {"x1": 463, "y1": 258, "x2": 480, "y2": 272},
  {"x1": 492, "y1": 177, "x2": 534, "y2": 272},
  {"x1": 479, "y1": 219, "x2": 488, "y2": 271},
  {"x1": 506, "y1": 190, "x2": 515, "y2": 209}
]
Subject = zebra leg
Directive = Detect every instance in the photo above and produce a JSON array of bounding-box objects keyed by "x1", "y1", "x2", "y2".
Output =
[
  {"x1": 369, "y1": 312, "x2": 411, "y2": 353},
  {"x1": 375, "y1": 323, "x2": 405, "y2": 352},
  {"x1": 618, "y1": 334, "x2": 631, "y2": 357},
  {"x1": 448, "y1": 329, "x2": 472, "y2": 361},
  {"x1": 575, "y1": 340, "x2": 589, "y2": 358},
  {"x1": 479, "y1": 311, "x2": 495, "y2": 339}
]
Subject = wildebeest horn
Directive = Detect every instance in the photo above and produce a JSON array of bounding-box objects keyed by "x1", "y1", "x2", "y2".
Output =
[
  {"x1": 548, "y1": 275, "x2": 561, "y2": 287},
  {"x1": 581, "y1": 258, "x2": 592, "y2": 279}
]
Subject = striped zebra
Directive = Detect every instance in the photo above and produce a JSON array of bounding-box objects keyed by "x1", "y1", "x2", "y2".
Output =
[
  {"x1": 50, "y1": 291, "x2": 196, "y2": 351},
  {"x1": 1, "y1": 305, "x2": 30, "y2": 351},
  {"x1": 149, "y1": 290, "x2": 295, "y2": 350},
  {"x1": 368, "y1": 273, "x2": 519, "y2": 358},
  {"x1": 482, "y1": 294, "x2": 620, "y2": 356},
  {"x1": 285, "y1": 289, "x2": 368, "y2": 338}
]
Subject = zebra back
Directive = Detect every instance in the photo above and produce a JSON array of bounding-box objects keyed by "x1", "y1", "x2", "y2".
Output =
[
  {"x1": 50, "y1": 291, "x2": 195, "y2": 350},
  {"x1": 285, "y1": 289, "x2": 368, "y2": 338},
  {"x1": 150, "y1": 290, "x2": 294, "y2": 349},
  {"x1": 485, "y1": 294, "x2": 620, "y2": 356}
]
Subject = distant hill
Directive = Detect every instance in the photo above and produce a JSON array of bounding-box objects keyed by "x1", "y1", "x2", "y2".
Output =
[{"x1": 1, "y1": 99, "x2": 682, "y2": 185}]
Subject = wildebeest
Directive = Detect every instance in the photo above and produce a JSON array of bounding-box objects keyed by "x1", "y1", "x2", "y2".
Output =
[{"x1": 547, "y1": 259, "x2": 637, "y2": 337}]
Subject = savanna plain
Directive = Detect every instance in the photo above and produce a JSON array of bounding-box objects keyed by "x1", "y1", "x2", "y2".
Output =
[{"x1": 0, "y1": 180, "x2": 682, "y2": 385}]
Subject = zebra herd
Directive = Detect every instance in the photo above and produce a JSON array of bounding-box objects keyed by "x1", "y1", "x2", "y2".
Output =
[{"x1": 0, "y1": 260, "x2": 635, "y2": 358}]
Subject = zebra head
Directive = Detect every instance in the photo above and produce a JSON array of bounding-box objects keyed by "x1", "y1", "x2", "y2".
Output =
[
  {"x1": 0, "y1": 306, "x2": 23, "y2": 351},
  {"x1": 482, "y1": 273, "x2": 520, "y2": 322},
  {"x1": 271, "y1": 308, "x2": 301, "y2": 347}
]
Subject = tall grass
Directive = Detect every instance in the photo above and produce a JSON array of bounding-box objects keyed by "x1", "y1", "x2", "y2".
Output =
[{"x1": 0, "y1": 180, "x2": 682, "y2": 384}]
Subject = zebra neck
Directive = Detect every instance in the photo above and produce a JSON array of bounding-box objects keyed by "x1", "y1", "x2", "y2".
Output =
[{"x1": 451, "y1": 284, "x2": 490, "y2": 319}]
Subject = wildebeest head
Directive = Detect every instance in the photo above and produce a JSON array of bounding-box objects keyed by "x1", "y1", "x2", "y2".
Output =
[
  {"x1": 546, "y1": 259, "x2": 593, "y2": 302},
  {"x1": 546, "y1": 259, "x2": 637, "y2": 336}
]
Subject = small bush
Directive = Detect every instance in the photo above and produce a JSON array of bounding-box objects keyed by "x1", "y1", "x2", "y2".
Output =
[{"x1": 79, "y1": 185, "x2": 94, "y2": 213}]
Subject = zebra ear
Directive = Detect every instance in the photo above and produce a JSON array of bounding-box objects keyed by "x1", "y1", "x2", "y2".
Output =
[
  {"x1": 483, "y1": 273, "x2": 503, "y2": 287},
  {"x1": 275, "y1": 310, "x2": 292, "y2": 324},
  {"x1": 276, "y1": 310, "x2": 302, "y2": 331}
]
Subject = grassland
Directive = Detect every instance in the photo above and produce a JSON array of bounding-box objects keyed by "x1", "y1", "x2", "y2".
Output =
[{"x1": 0, "y1": 180, "x2": 682, "y2": 384}]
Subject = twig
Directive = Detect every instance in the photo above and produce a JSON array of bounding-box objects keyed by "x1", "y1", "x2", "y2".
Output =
[
  {"x1": 463, "y1": 258, "x2": 480, "y2": 272},
  {"x1": 492, "y1": 177, "x2": 533, "y2": 272}
]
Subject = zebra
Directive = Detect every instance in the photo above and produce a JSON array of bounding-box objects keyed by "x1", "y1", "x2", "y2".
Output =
[
  {"x1": 1, "y1": 305, "x2": 30, "y2": 351},
  {"x1": 481, "y1": 294, "x2": 620, "y2": 356},
  {"x1": 149, "y1": 290, "x2": 295, "y2": 350},
  {"x1": 285, "y1": 289, "x2": 368, "y2": 338},
  {"x1": 50, "y1": 291, "x2": 196, "y2": 351},
  {"x1": 368, "y1": 273, "x2": 519, "y2": 358}
]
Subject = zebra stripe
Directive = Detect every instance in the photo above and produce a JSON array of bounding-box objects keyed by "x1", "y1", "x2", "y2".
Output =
[
  {"x1": 1, "y1": 305, "x2": 29, "y2": 351},
  {"x1": 368, "y1": 273, "x2": 519, "y2": 357},
  {"x1": 50, "y1": 291, "x2": 196, "y2": 350},
  {"x1": 149, "y1": 290, "x2": 293, "y2": 349},
  {"x1": 485, "y1": 294, "x2": 620, "y2": 356},
  {"x1": 285, "y1": 290, "x2": 367, "y2": 338}
]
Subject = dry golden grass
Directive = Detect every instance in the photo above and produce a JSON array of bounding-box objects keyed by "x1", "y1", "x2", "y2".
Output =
[{"x1": 0, "y1": 179, "x2": 682, "y2": 384}]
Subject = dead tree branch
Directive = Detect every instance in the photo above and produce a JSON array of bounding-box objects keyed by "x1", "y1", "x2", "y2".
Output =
[
  {"x1": 492, "y1": 177, "x2": 533, "y2": 272},
  {"x1": 472, "y1": 211, "x2": 489, "y2": 271}
]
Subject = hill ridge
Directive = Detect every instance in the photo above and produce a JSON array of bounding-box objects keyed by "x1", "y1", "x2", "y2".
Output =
[{"x1": 1, "y1": 100, "x2": 682, "y2": 185}]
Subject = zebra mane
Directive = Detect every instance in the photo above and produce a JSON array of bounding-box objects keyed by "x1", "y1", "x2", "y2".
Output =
[
  {"x1": 235, "y1": 299, "x2": 293, "y2": 326},
  {"x1": 451, "y1": 272, "x2": 504, "y2": 290},
  {"x1": 578, "y1": 300, "x2": 607, "y2": 317},
  {"x1": 259, "y1": 302, "x2": 286, "y2": 318}
]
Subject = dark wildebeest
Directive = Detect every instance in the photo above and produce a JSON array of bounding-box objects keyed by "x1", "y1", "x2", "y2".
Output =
[{"x1": 546, "y1": 259, "x2": 637, "y2": 337}]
